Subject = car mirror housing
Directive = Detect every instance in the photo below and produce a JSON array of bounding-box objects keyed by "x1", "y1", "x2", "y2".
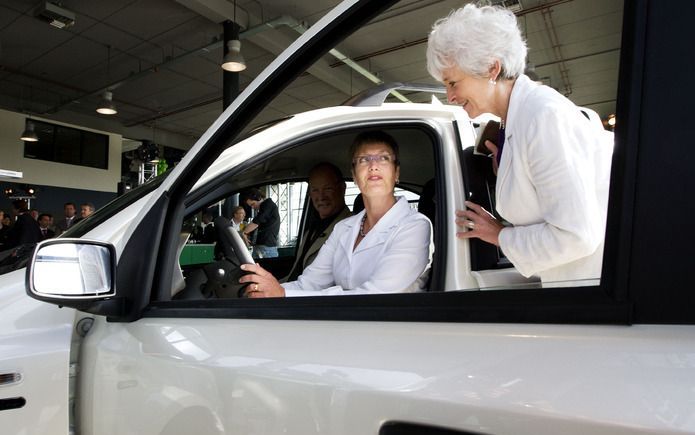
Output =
[{"x1": 26, "y1": 239, "x2": 124, "y2": 316}]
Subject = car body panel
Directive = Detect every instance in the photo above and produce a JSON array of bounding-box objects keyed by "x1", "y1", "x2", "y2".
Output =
[
  {"x1": 0, "y1": 268, "x2": 75, "y2": 435},
  {"x1": 78, "y1": 316, "x2": 695, "y2": 434},
  {"x1": 11, "y1": 0, "x2": 695, "y2": 433}
]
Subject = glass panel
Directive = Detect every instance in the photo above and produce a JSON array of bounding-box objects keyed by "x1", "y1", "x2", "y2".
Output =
[
  {"x1": 81, "y1": 131, "x2": 109, "y2": 169},
  {"x1": 53, "y1": 125, "x2": 81, "y2": 165},
  {"x1": 268, "y1": 182, "x2": 307, "y2": 249},
  {"x1": 33, "y1": 243, "x2": 113, "y2": 296},
  {"x1": 23, "y1": 119, "x2": 109, "y2": 169},
  {"x1": 23, "y1": 120, "x2": 55, "y2": 160},
  {"x1": 169, "y1": 0, "x2": 623, "y2": 299}
]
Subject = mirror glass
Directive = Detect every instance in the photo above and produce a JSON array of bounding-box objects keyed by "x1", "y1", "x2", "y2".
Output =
[{"x1": 33, "y1": 243, "x2": 113, "y2": 296}]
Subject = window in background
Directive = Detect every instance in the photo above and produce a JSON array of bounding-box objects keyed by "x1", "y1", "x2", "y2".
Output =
[{"x1": 24, "y1": 119, "x2": 109, "y2": 169}]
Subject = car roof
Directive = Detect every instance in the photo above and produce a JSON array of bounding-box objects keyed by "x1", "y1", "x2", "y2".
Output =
[{"x1": 192, "y1": 102, "x2": 467, "y2": 194}]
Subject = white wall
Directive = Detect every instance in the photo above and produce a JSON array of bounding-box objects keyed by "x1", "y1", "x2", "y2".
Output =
[{"x1": 0, "y1": 108, "x2": 122, "y2": 193}]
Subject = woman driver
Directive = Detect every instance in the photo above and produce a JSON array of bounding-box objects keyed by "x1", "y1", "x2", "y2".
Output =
[{"x1": 238, "y1": 130, "x2": 431, "y2": 297}]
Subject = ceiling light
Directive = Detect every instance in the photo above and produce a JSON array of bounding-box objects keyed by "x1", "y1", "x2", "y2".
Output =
[
  {"x1": 96, "y1": 91, "x2": 117, "y2": 115},
  {"x1": 20, "y1": 120, "x2": 39, "y2": 142},
  {"x1": 221, "y1": 40, "x2": 246, "y2": 72}
]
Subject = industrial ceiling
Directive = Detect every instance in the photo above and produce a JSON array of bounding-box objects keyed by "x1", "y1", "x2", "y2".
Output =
[{"x1": 0, "y1": 0, "x2": 624, "y2": 150}]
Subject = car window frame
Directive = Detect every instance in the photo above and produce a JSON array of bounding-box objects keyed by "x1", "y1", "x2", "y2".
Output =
[
  {"x1": 156, "y1": 118, "x2": 444, "y2": 300},
  {"x1": 135, "y1": 0, "x2": 637, "y2": 324}
]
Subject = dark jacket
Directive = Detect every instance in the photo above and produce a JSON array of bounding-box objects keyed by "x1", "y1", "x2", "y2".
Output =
[
  {"x1": 253, "y1": 198, "x2": 280, "y2": 247},
  {"x1": 40, "y1": 228, "x2": 56, "y2": 240},
  {"x1": 282, "y1": 206, "x2": 351, "y2": 282},
  {"x1": 5, "y1": 213, "x2": 42, "y2": 249}
]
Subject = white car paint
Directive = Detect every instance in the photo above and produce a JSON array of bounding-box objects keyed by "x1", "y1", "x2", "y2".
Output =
[
  {"x1": 76, "y1": 316, "x2": 695, "y2": 435},
  {"x1": 9, "y1": 100, "x2": 686, "y2": 435},
  {"x1": 0, "y1": 268, "x2": 75, "y2": 435},
  {"x1": 7, "y1": 1, "x2": 694, "y2": 434}
]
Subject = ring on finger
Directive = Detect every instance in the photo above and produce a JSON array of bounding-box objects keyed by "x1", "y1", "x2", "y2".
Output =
[
  {"x1": 253, "y1": 283, "x2": 259, "y2": 291},
  {"x1": 466, "y1": 220, "x2": 476, "y2": 229}
]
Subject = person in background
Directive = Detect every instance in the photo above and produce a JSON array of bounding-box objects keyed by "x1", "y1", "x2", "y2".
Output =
[
  {"x1": 200, "y1": 212, "x2": 217, "y2": 243},
  {"x1": 239, "y1": 130, "x2": 431, "y2": 297},
  {"x1": 230, "y1": 206, "x2": 246, "y2": 231},
  {"x1": 241, "y1": 188, "x2": 280, "y2": 259},
  {"x1": 48, "y1": 213, "x2": 56, "y2": 234},
  {"x1": 283, "y1": 162, "x2": 351, "y2": 282},
  {"x1": 426, "y1": 4, "x2": 612, "y2": 284},
  {"x1": 37, "y1": 213, "x2": 55, "y2": 240},
  {"x1": 4, "y1": 200, "x2": 42, "y2": 249},
  {"x1": 56, "y1": 202, "x2": 77, "y2": 234},
  {"x1": 30, "y1": 209, "x2": 40, "y2": 220},
  {"x1": 80, "y1": 203, "x2": 95, "y2": 220},
  {"x1": 1, "y1": 215, "x2": 10, "y2": 227},
  {"x1": 0, "y1": 210, "x2": 10, "y2": 247}
]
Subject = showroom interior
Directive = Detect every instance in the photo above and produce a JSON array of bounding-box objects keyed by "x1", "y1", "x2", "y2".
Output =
[{"x1": 0, "y1": 0, "x2": 622, "y2": 241}]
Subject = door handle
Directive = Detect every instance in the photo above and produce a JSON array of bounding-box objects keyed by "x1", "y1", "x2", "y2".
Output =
[{"x1": 0, "y1": 372, "x2": 23, "y2": 387}]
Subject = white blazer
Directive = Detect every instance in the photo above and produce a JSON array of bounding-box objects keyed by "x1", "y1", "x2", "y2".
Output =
[
  {"x1": 496, "y1": 74, "x2": 613, "y2": 284},
  {"x1": 283, "y1": 197, "x2": 431, "y2": 296}
]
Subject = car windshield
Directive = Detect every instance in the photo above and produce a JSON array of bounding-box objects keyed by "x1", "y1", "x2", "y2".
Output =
[
  {"x1": 62, "y1": 171, "x2": 171, "y2": 238},
  {"x1": 0, "y1": 172, "x2": 170, "y2": 276}
]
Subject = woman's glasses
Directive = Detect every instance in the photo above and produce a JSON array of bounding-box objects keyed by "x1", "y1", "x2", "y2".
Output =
[{"x1": 353, "y1": 154, "x2": 395, "y2": 167}]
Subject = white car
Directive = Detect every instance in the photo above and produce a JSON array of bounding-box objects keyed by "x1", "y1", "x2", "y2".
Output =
[{"x1": 2, "y1": 1, "x2": 694, "y2": 434}]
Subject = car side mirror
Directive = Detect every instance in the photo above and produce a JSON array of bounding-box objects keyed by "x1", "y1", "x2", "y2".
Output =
[{"x1": 27, "y1": 239, "x2": 117, "y2": 301}]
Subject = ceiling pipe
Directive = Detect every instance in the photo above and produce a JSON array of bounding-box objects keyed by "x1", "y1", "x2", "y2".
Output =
[
  {"x1": 36, "y1": 0, "x2": 576, "y2": 120},
  {"x1": 264, "y1": 16, "x2": 409, "y2": 102}
]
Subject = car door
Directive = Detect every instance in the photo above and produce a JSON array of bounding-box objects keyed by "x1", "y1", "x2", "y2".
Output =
[
  {"x1": 67, "y1": 1, "x2": 415, "y2": 433},
  {"x1": 0, "y1": 269, "x2": 75, "y2": 435},
  {"x1": 26, "y1": 0, "x2": 695, "y2": 434}
]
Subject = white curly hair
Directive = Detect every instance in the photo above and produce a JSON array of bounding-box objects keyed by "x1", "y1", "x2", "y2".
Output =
[{"x1": 426, "y1": 3, "x2": 527, "y2": 81}]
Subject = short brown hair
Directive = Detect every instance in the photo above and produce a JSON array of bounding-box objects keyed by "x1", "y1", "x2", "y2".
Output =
[{"x1": 349, "y1": 130, "x2": 400, "y2": 167}]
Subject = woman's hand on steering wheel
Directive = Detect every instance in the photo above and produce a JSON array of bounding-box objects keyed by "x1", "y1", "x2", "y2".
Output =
[{"x1": 239, "y1": 263, "x2": 286, "y2": 298}]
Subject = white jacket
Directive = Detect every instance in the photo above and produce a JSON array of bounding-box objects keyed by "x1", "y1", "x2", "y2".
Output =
[
  {"x1": 284, "y1": 197, "x2": 431, "y2": 296},
  {"x1": 496, "y1": 74, "x2": 613, "y2": 284}
]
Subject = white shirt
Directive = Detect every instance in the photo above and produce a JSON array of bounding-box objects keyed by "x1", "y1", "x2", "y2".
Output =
[
  {"x1": 496, "y1": 74, "x2": 613, "y2": 284},
  {"x1": 283, "y1": 196, "x2": 432, "y2": 296}
]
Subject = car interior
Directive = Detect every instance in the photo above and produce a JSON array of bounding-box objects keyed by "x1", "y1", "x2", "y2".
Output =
[
  {"x1": 167, "y1": 116, "x2": 540, "y2": 300},
  {"x1": 170, "y1": 123, "x2": 438, "y2": 299}
]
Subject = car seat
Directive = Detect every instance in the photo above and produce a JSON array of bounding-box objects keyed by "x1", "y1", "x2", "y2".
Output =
[{"x1": 353, "y1": 193, "x2": 364, "y2": 213}]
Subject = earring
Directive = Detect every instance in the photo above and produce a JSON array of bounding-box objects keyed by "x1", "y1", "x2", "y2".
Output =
[{"x1": 489, "y1": 78, "x2": 497, "y2": 85}]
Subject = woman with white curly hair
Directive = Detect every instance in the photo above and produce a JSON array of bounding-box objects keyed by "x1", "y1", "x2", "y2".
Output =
[{"x1": 427, "y1": 3, "x2": 612, "y2": 285}]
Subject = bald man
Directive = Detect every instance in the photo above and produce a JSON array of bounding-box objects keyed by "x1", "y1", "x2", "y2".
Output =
[{"x1": 283, "y1": 162, "x2": 351, "y2": 282}]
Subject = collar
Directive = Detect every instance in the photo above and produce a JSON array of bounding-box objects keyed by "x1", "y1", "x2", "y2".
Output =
[
  {"x1": 347, "y1": 196, "x2": 408, "y2": 231},
  {"x1": 505, "y1": 74, "x2": 538, "y2": 135},
  {"x1": 349, "y1": 196, "x2": 409, "y2": 253}
]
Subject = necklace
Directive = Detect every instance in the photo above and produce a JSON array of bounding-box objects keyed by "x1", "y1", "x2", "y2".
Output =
[{"x1": 359, "y1": 214, "x2": 368, "y2": 237}]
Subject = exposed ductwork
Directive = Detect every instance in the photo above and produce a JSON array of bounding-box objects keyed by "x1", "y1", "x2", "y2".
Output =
[{"x1": 42, "y1": 11, "x2": 407, "y2": 124}]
